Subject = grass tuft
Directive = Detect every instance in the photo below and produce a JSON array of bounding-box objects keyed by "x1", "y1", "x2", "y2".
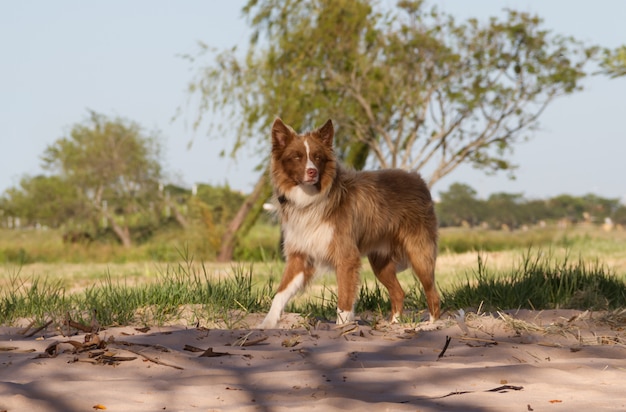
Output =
[{"x1": 443, "y1": 250, "x2": 626, "y2": 313}]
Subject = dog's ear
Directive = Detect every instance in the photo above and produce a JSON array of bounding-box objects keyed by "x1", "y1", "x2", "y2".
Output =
[
  {"x1": 272, "y1": 118, "x2": 293, "y2": 149},
  {"x1": 316, "y1": 119, "x2": 334, "y2": 147}
]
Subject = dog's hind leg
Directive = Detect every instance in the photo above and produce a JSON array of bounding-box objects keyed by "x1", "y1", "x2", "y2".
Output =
[
  {"x1": 368, "y1": 253, "x2": 405, "y2": 323},
  {"x1": 258, "y1": 253, "x2": 314, "y2": 329},
  {"x1": 407, "y1": 243, "x2": 441, "y2": 322}
]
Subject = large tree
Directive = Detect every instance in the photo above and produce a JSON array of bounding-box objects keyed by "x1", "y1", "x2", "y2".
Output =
[
  {"x1": 41, "y1": 112, "x2": 165, "y2": 247},
  {"x1": 187, "y1": 0, "x2": 599, "y2": 261}
]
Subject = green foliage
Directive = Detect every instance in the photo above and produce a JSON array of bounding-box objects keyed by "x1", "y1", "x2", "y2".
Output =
[
  {"x1": 233, "y1": 222, "x2": 281, "y2": 262},
  {"x1": 188, "y1": 0, "x2": 599, "y2": 187},
  {"x1": 437, "y1": 182, "x2": 623, "y2": 229},
  {"x1": 1, "y1": 112, "x2": 168, "y2": 247},
  {"x1": 601, "y1": 45, "x2": 626, "y2": 78},
  {"x1": 180, "y1": 0, "x2": 602, "y2": 260},
  {"x1": 0, "y1": 175, "x2": 85, "y2": 228},
  {"x1": 436, "y1": 183, "x2": 483, "y2": 226},
  {"x1": 195, "y1": 184, "x2": 245, "y2": 225}
]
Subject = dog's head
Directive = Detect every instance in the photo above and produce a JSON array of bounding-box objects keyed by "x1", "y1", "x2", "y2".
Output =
[{"x1": 271, "y1": 118, "x2": 336, "y2": 202}]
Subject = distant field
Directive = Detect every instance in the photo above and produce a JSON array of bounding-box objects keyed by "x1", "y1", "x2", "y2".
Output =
[{"x1": 2, "y1": 224, "x2": 625, "y2": 294}]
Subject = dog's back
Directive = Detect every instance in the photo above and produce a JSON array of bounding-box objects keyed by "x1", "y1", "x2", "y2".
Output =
[{"x1": 324, "y1": 167, "x2": 437, "y2": 264}]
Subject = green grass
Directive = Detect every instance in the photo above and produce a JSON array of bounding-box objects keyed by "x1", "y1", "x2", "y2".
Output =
[
  {"x1": 0, "y1": 261, "x2": 274, "y2": 328},
  {"x1": 439, "y1": 226, "x2": 558, "y2": 253},
  {"x1": 442, "y1": 250, "x2": 626, "y2": 313},
  {"x1": 1, "y1": 225, "x2": 625, "y2": 329},
  {"x1": 2, "y1": 249, "x2": 624, "y2": 329}
]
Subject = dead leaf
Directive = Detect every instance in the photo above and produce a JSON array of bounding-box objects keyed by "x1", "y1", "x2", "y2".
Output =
[
  {"x1": 92, "y1": 404, "x2": 107, "y2": 410},
  {"x1": 183, "y1": 344, "x2": 205, "y2": 353},
  {"x1": 43, "y1": 342, "x2": 60, "y2": 357},
  {"x1": 282, "y1": 336, "x2": 301, "y2": 348},
  {"x1": 84, "y1": 333, "x2": 101, "y2": 346},
  {"x1": 199, "y1": 347, "x2": 231, "y2": 358},
  {"x1": 233, "y1": 334, "x2": 268, "y2": 347}
]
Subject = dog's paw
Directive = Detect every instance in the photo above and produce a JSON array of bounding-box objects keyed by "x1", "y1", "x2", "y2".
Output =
[
  {"x1": 336, "y1": 308, "x2": 355, "y2": 324},
  {"x1": 257, "y1": 316, "x2": 278, "y2": 330}
]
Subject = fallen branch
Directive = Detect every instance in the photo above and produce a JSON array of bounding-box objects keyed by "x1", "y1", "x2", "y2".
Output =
[
  {"x1": 24, "y1": 320, "x2": 53, "y2": 338},
  {"x1": 458, "y1": 336, "x2": 498, "y2": 346},
  {"x1": 418, "y1": 385, "x2": 524, "y2": 400},
  {"x1": 437, "y1": 336, "x2": 452, "y2": 359},
  {"x1": 109, "y1": 339, "x2": 170, "y2": 352},
  {"x1": 19, "y1": 320, "x2": 36, "y2": 336},
  {"x1": 122, "y1": 347, "x2": 184, "y2": 370}
]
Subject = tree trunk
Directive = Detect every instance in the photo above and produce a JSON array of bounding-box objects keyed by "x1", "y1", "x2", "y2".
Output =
[
  {"x1": 217, "y1": 168, "x2": 271, "y2": 262},
  {"x1": 105, "y1": 212, "x2": 132, "y2": 248},
  {"x1": 111, "y1": 222, "x2": 132, "y2": 248},
  {"x1": 168, "y1": 199, "x2": 188, "y2": 229},
  {"x1": 94, "y1": 200, "x2": 133, "y2": 248}
]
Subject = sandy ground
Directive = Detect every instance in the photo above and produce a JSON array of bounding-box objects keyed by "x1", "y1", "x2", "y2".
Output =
[{"x1": 1, "y1": 309, "x2": 625, "y2": 412}]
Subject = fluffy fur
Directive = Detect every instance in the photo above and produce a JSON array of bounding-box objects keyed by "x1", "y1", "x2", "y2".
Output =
[{"x1": 258, "y1": 118, "x2": 440, "y2": 329}]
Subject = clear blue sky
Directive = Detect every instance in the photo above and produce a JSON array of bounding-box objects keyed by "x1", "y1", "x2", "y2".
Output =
[{"x1": 2, "y1": 1, "x2": 625, "y2": 202}]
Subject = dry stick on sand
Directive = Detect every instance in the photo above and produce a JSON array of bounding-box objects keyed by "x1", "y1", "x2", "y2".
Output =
[
  {"x1": 107, "y1": 338, "x2": 182, "y2": 369},
  {"x1": 437, "y1": 336, "x2": 452, "y2": 359},
  {"x1": 24, "y1": 320, "x2": 53, "y2": 338},
  {"x1": 121, "y1": 347, "x2": 184, "y2": 370},
  {"x1": 110, "y1": 338, "x2": 170, "y2": 352},
  {"x1": 418, "y1": 385, "x2": 524, "y2": 400}
]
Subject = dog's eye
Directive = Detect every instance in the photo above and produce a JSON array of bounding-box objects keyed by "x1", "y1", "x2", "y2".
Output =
[{"x1": 314, "y1": 154, "x2": 322, "y2": 161}]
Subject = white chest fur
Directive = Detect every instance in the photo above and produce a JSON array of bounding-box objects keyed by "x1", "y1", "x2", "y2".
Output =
[{"x1": 282, "y1": 206, "x2": 334, "y2": 262}]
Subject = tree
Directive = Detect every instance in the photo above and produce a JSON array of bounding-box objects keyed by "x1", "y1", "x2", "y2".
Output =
[
  {"x1": 186, "y1": 0, "x2": 599, "y2": 260},
  {"x1": 0, "y1": 175, "x2": 84, "y2": 228},
  {"x1": 436, "y1": 183, "x2": 482, "y2": 227},
  {"x1": 42, "y1": 112, "x2": 165, "y2": 247},
  {"x1": 485, "y1": 192, "x2": 525, "y2": 229}
]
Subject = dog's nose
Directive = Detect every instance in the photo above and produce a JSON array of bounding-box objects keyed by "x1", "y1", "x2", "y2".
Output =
[{"x1": 306, "y1": 168, "x2": 318, "y2": 178}]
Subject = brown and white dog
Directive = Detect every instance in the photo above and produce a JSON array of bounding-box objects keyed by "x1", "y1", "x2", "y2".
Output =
[{"x1": 258, "y1": 118, "x2": 440, "y2": 329}]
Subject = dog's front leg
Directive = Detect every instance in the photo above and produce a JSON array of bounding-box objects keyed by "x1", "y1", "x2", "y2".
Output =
[
  {"x1": 258, "y1": 253, "x2": 312, "y2": 329},
  {"x1": 335, "y1": 255, "x2": 361, "y2": 324}
]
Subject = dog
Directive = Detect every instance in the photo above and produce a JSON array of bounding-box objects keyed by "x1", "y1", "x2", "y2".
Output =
[{"x1": 258, "y1": 118, "x2": 440, "y2": 329}]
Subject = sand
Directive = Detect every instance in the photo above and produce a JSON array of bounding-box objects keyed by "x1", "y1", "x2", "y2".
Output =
[{"x1": 1, "y1": 309, "x2": 625, "y2": 411}]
